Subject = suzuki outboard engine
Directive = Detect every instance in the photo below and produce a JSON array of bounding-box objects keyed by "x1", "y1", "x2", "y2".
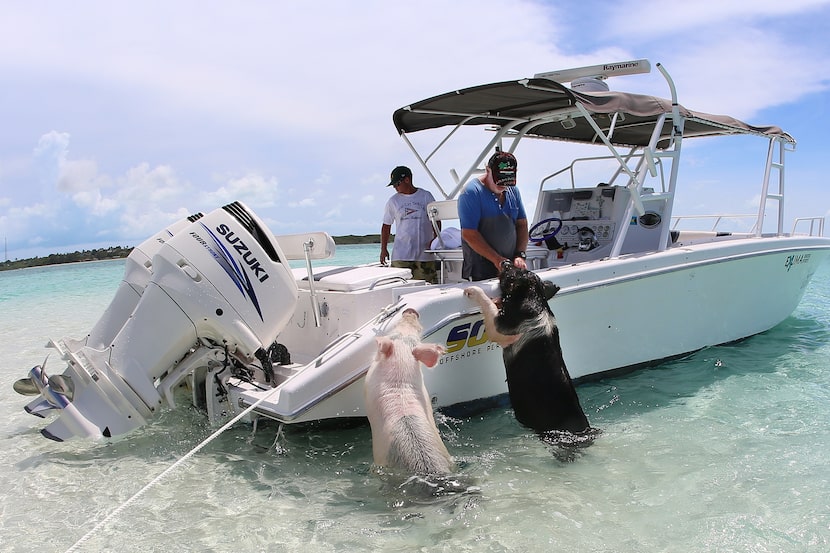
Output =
[
  {"x1": 62, "y1": 212, "x2": 204, "y2": 353},
  {"x1": 16, "y1": 201, "x2": 299, "y2": 441}
]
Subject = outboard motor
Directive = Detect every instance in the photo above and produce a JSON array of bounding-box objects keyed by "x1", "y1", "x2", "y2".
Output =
[
  {"x1": 18, "y1": 216, "x2": 206, "y2": 421},
  {"x1": 15, "y1": 201, "x2": 299, "y2": 441},
  {"x1": 61, "y1": 212, "x2": 204, "y2": 353}
]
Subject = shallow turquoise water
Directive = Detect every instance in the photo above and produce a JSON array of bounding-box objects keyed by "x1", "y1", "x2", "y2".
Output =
[{"x1": 1, "y1": 245, "x2": 828, "y2": 552}]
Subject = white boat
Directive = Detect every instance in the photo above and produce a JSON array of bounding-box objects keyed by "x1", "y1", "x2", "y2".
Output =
[{"x1": 15, "y1": 59, "x2": 830, "y2": 441}]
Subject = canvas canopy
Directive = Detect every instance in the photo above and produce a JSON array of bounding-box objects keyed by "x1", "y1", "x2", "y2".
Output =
[{"x1": 393, "y1": 78, "x2": 793, "y2": 149}]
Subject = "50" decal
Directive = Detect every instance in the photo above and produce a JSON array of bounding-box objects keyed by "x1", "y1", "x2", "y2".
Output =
[{"x1": 446, "y1": 320, "x2": 488, "y2": 353}]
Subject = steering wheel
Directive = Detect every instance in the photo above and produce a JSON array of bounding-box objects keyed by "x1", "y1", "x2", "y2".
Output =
[{"x1": 529, "y1": 217, "x2": 563, "y2": 241}]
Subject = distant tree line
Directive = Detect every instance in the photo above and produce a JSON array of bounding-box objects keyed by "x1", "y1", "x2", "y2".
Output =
[
  {"x1": 0, "y1": 235, "x2": 385, "y2": 271},
  {"x1": 333, "y1": 234, "x2": 385, "y2": 245},
  {"x1": 1, "y1": 246, "x2": 132, "y2": 271}
]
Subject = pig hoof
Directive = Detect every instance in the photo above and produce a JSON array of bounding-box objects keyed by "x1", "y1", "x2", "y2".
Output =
[{"x1": 464, "y1": 286, "x2": 482, "y2": 298}]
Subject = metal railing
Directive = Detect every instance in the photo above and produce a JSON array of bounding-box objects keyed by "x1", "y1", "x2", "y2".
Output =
[
  {"x1": 791, "y1": 217, "x2": 826, "y2": 237},
  {"x1": 671, "y1": 214, "x2": 758, "y2": 233}
]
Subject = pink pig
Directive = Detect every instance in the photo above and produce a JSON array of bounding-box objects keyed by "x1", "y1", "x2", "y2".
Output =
[{"x1": 364, "y1": 308, "x2": 453, "y2": 475}]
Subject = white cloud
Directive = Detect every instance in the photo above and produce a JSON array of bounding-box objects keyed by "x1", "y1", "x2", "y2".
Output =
[
  {"x1": 58, "y1": 158, "x2": 107, "y2": 193},
  {"x1": 1, "y1": 1, "x2": 829, "y2": 258},
  {"x1": 205, "y1": 172, "x2": 280, "y2": 208},
  {"x1": 0, "y1": 2, "x2": 564, "y2": 140},
  {"x1": 289, "y1": 198, "x2": 318, "y2": 208},
  {"x1": 32, "y1": 131, "x2": 70, "y2": 185}
]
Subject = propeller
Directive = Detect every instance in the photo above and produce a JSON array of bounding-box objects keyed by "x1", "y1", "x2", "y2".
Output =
[{"x1": 12, "y1": 357, "x2": 73, "y2": 400}]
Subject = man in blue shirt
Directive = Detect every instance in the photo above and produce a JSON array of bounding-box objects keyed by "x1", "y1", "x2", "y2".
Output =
[{"x1": 458, "y1": 151, "x2": 529, "y2": 281}]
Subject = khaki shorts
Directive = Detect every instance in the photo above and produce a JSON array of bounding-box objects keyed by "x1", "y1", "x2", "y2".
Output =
[{"x1": 391, "y1": 260, "x2": 438, "y2": 284}]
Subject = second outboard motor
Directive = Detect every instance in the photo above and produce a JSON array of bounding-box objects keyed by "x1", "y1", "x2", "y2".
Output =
[
  {"x1": 61, "y1": 212, "x2": 204, "y2": 353},
  {"x1": 18, "y1": 201, "x2": 299, "y2": 441}
]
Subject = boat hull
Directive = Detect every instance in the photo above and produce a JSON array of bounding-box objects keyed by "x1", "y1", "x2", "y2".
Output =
[{"x1": 233, "y1": 235, "x2": 830, "y2": 424}]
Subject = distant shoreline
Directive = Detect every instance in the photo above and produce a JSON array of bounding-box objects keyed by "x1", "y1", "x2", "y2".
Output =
[{"x1": 1, "y1": 234, "x2": 385, "y2": 272}]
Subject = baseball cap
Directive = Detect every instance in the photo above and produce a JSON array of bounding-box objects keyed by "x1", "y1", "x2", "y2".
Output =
[
  {"x1": 388, "y1": 166, "x2": 412, "y2": 186},
  {"x1": 488, "y1": 152, "x2": 517, "y2": 186}
]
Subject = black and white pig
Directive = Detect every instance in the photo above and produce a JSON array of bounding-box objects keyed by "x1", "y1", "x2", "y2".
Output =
[
  {"x1": 363, "y1": 308, "x2": 454, "y2": 475},
  {"x1": 464, "y1": 263, "x2": 595, "y2": 441}
]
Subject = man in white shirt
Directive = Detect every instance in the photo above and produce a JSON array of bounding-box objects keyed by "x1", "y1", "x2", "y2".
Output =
[{"x1": 380, "y1": 166, "x2": 438, "y2": 283}]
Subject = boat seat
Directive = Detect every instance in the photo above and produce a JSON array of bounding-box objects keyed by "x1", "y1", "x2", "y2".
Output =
[
  {"x1": 292, "y1": 265, "x2": 413, "y2": 292},
  {"x1": 272, "y1": 231, "x2": 336, "y2": 261},
  {"x1": 425, "y1": 200, "x2": 464, "y2": 283}
]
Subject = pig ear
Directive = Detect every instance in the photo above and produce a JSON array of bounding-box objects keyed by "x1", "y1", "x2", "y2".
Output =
[
  {"x1": 376, "y1": 336, "x2": 395, "y2": 358},
  {"x1": 413, "y1": 344, "x2": 444, "y2": 368}
]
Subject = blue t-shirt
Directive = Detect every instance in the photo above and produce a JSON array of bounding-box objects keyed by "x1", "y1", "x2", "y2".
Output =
[
  {"x1": 458, "y1": 179, "x2": 527, "y2": 280},
  {"x1": 458, "y1": 178, "x2": 526, "y2": 231}
]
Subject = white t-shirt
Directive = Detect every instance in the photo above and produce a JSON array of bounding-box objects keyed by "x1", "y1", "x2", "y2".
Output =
[{"x1": 382, "y1": 188, "x2": 436, "y2": 261}]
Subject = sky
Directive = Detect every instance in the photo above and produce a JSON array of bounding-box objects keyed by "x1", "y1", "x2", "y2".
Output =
[{"x1": 1, "y1": 0, "x2": 829, "y2": 260}]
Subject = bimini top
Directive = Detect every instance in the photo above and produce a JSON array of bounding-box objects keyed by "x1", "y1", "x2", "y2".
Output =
[{"x1": 392, "y1": 77, "x2": 794, "y2": 149}]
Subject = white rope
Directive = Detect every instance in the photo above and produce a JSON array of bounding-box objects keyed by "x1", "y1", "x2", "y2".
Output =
[{"x1": 64, "y1": 384, "x2": 281, "y2": 553}]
